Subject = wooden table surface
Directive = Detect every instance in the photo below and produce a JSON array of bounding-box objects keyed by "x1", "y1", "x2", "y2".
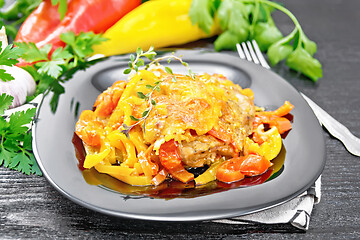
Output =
[{"x1": 1, "y1": 0, "x2": 359, "y2": 239}]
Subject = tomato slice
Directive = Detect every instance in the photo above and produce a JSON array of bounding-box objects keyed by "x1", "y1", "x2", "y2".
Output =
[
  {"x1": 216, "y1": 154, "x2": 272, "y2": 183},
  {"x1": 253, "y1": 115, "x2": 292, "y2": 137},
  {"x1": 239, "y1": 154, "x2": 272, "y2": 176},
  {"x1": 216, "y1": 158, "x2": 245, "y2": 183},
  {"x1": 159, "y1": 140, "x2": 194, "y2": 183}
]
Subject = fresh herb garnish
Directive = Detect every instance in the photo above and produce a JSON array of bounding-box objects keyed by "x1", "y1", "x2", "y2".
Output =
[
  {"x1": 0, "y1": 41, "x2": 23, "y2": 81},
  {"x1": 50, "y1": 0, "x2": 68, "y2": 20},
  {"x1": 16, "y1": 31, "x2": 107, "y2": 112},
  {"x1": 0, "y1": 0, "x2": 42, "y2": 40},
  {"x1": 0, "y1": 93, "x2": 41, "y2": 176},
  {"x1": 123, "y1": 46, "x2": 157, "y2": 74},
  {"x1": 120, "y1": 47, "x2": 193, "y2": 137},
  {"x1": 0, "y1": 29, "x2": 106, "y2": 176},
  {"x1": 189, "y1": 0, "x2": 322, "y2": 81}
]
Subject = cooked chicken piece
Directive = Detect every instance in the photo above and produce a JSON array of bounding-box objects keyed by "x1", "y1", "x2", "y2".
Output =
[{"x1": 179, "y1": 135, "x2": 235, "y2": 168}]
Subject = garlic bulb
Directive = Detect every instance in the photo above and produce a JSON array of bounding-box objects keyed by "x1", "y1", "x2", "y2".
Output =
[
  {"x1": 0, "y1": 65, "x2": 36, "y2": 108},
  {"x1": 0, "y1": 26, "x2": 36, "y2": 108}
]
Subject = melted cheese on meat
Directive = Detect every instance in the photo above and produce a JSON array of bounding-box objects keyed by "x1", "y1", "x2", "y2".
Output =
[{"x1": 105, "y1": 67, "x2": 255, "y2": 155}]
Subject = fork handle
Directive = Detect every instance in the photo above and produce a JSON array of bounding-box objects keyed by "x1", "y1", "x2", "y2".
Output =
[{"x1": 301, "y1": 93, "x2": 360, "y2": 156}]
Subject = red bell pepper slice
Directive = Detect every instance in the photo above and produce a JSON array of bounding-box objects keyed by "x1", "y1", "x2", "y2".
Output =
[
  {"x1": 15, "y1": 0, "x2": 61, "y2": 45},
  {"x1": 216, "y1": 154, "x2": 272, "y2": 183},
  {"x1": 159, "y1": 139, "x2": 194, "y2": 183},
  {"x1": 207, "y1": 126, "x2": 239, "y2": 155},
  {"x1": 207, "y1": 127, "x2": 232, "y2": 145},
  {"x1": 256, "y1": 101, "x2": 294, "y2": 117},
  {"x1": 16, "y1": 0, "x2": 141, "y2": 51}
]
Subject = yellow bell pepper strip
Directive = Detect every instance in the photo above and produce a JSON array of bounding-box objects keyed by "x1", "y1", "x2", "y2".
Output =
[
  {"x1": 94, "y1": 163, "x2": 134, "y2": 176},
  {"x1": 106, "y1": 131, "x2": 138, "y2": 167},
  {"x1": 83, "y1": 147, "x2": 111, "y2": 169},
  {"x1": 194, "y1": 159, "x2": 224, "y2": 185},
  {"x1": 244, "y1": 126, "x2": 282, "y2": 161},
  {"x1": 138, "y1": 152, "x2": 154, "y2": 179},
  {"x1": 93, "y1": 0, "x2": 221, "y2": 56},
  {"x1": 108, "y1": 173, "x2": 153, "y2": 186}
]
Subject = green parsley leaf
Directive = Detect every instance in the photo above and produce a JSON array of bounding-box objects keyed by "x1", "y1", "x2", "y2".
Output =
[
  {"x1": 0, "y1": 99, "x2": 41, "y2": 176},
  {"x1": 0, "y1": 42, "x2": 22, "y2": 66},
  {"x1": 0, "y1": 94, "x2": 13, "y2": 115},
  {"x1": 0, "y1": 42, "x2": 23, "y2": 81},
  {"x1": 60, "y1": 31, "x2": 107, "y2": 59},
  {"x1": 15, "y1": 42, "x2": 50, "y2": 63},
  {"x1": 189, "y1": 0, "x2": 218, "y2": 35},
  {"x1": 51, "y1": 0, "x2": 67, "y2": 20}
]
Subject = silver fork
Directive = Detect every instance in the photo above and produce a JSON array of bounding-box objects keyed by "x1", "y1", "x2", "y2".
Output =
[{"x1": 236, "y1": 40, "x2": 360, "y2": 157}]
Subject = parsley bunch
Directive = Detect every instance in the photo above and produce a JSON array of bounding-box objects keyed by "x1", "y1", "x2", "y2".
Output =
[
  {"x1": 0, "y1": 94, "x2": 41, "y2": 175},
  {"x1": 0, "y1": 31, "x2": 106, "y2": 175},
  {"x1": 189, "y1": 0, "x2": 322, "y2": 81},
  {"x1": 17, "y1": 31, "x2": 107, "y2": 112},
  {"x1": 0, "y1": 41, "x2": 23, "y2": 81}
]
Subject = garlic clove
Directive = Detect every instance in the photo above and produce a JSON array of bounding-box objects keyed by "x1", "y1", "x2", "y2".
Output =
[{"x1": 0, "y1": 65, "x2": 36, "y2": 108}]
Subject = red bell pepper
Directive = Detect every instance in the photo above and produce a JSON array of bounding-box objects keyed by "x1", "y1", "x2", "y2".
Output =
[
  {"x1": 216, "y1": 154, "x2": 272, "y2": 183},
  {"x1": 15, "y1": 0, "x2": 141, "y2": 50},
  {"x1": 207, "y1": 126, "x2": 239, "y2": 155},
  {"x1": 14, "y1": 0, "x2": 61, "y2": 44},
  {"x1": 159, "y1": 139, "x2": 194, "y2": 183},
  {"x1": 252, "y1": 101, "x2": 294, "y2": 143}
]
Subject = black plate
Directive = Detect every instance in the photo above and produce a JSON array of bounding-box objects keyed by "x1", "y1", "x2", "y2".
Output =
[{"x1": 32, "y1": 50, "x2": 326, "y2": 221}]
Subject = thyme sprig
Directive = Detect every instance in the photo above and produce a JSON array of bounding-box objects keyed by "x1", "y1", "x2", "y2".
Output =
[
  {"x1": 121, "y1": 80, "x2": 160, "y2": 137},
  {"x1": 123, "y1": 46, "x2": 157, "y2": 74},
  {"x1": 120, "y1": 47, "x2": 194, "y2": 137}
]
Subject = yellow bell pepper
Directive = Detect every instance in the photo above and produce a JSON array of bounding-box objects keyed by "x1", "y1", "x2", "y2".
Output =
[
  {"x1": 244, "y1": 126, "x2": 282, "y2": 161},
  {"x1": 108, "y1": 131, "x2": 138, "y2": 167},
  {"x1": 109, "y1": 173, "x2": 153, "y2": 186},
  {"x1": 83, "y1": 147, "x2": 111, "y2": 169},
  {"x1": 194, "y1": 159, "x2": 224, "y2": 185},
  {"x1": 93, "y1": 0, "x2": 221, "y2": 56},
  {"x1": 94, "y1": 163, "x2": 134, "y2": 176}
]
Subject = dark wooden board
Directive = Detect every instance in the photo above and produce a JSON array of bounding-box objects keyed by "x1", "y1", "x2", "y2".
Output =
[{"x1": 1, "y1": 0, "x2": 359, "y2": 238}]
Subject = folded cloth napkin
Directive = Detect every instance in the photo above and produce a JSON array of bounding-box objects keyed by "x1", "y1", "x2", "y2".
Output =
[{"x1": 212, "y1": 176, "x2": 321, "y2": 231}]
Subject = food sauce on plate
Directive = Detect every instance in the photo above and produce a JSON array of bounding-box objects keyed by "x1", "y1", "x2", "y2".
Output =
[{"x1": 72, "y1": 133, "x2": 285, "y2": 200}]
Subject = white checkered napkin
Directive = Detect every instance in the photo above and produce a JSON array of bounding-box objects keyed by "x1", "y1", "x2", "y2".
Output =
[{"x1": 211, "y1": 176, "x2": 321, "y2": 231}]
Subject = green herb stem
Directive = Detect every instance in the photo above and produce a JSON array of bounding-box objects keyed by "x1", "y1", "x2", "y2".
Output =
[{"x1": 256, "y1": 0, "x2": 304, "y2": 47}]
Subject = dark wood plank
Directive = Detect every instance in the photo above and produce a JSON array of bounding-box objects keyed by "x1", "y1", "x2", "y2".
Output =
[{"x1": 1, "y1": 0, "x2": 360, "y2": 238}]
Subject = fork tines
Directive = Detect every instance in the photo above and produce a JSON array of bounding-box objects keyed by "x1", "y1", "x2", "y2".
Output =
[{"x1": 236, "y1": 40, "x2": 270, "y2": 69}]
